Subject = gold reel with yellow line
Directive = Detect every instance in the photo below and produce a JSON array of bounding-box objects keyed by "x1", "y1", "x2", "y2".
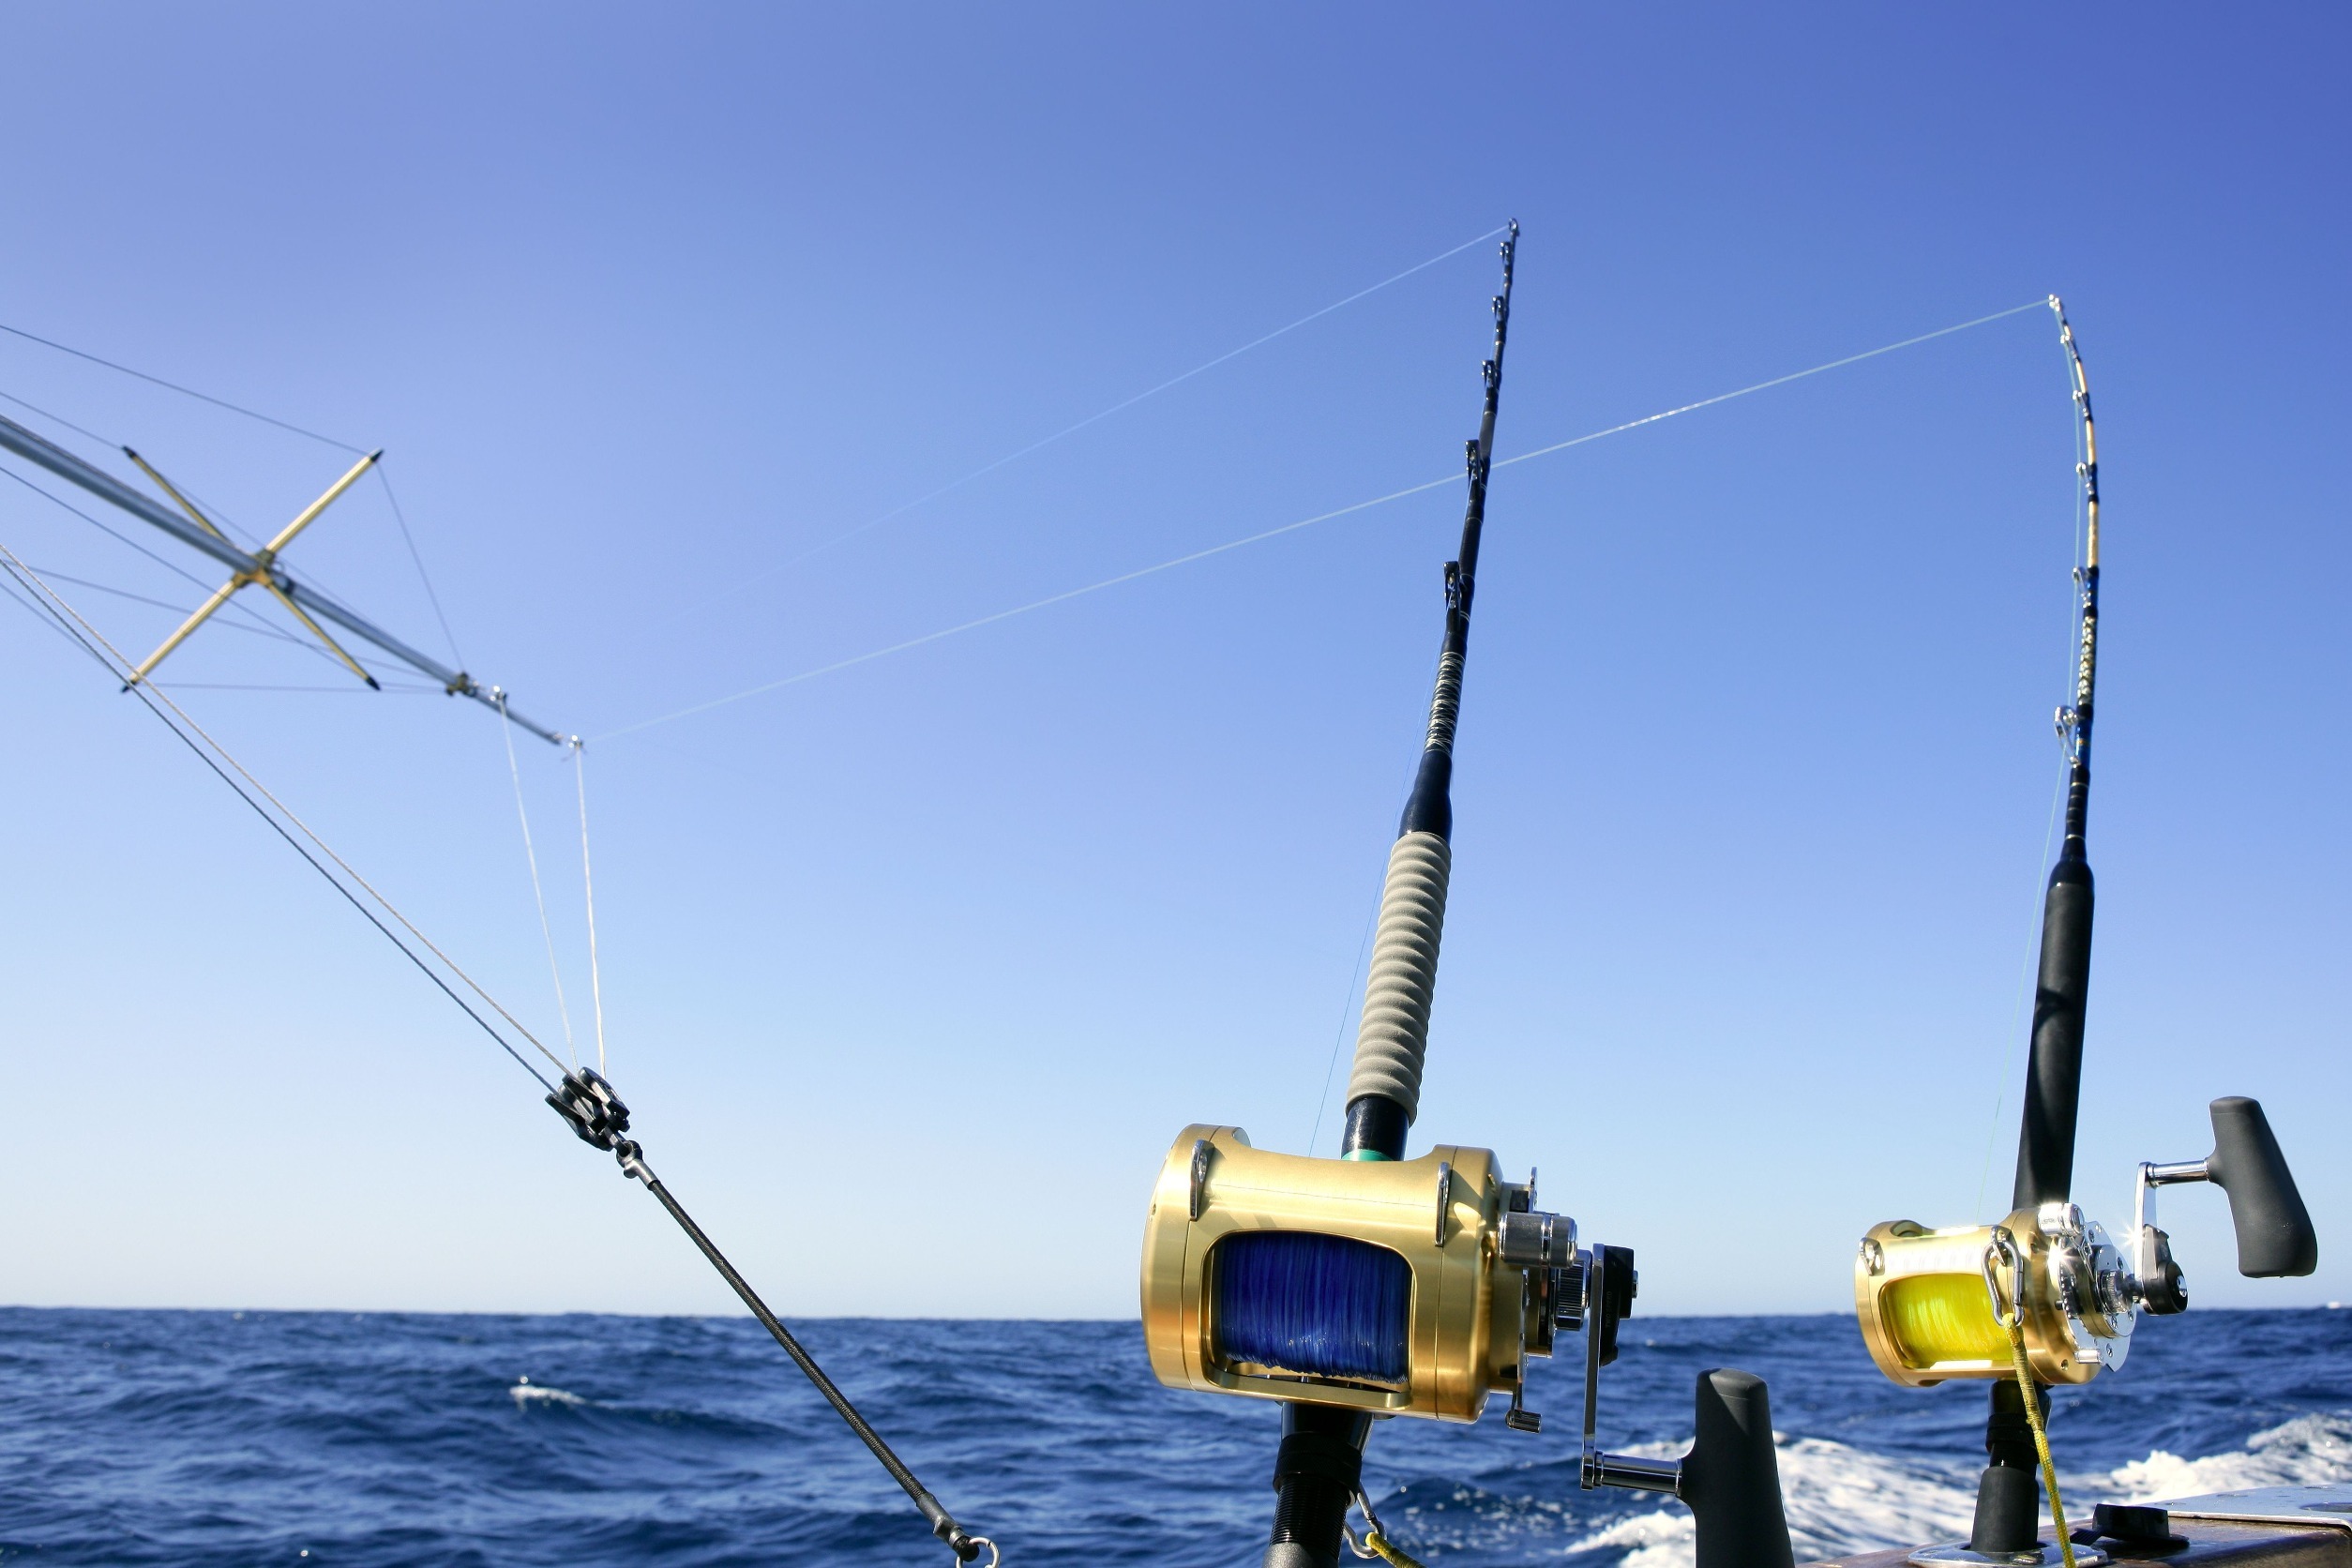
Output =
[{"x1": 1856, "y1": 1203, "x2": 2138, "y2": 1391}]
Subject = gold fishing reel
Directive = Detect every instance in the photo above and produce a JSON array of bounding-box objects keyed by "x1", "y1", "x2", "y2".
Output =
[
  {"x1": 1139, "y1": 1125, "x2": 1628, "y2": 1425},
  {"x1": 1855, "y1": 1203, "x2": 2137, "y2": 1389}
]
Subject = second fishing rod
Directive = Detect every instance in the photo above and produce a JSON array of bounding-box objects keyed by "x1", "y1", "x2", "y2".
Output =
[
  {"x1": 1849, "y1": 299, "x2": 2317, "y2": 1567},
  {"x1": 1279, "y1": 216, "x2": 1520, "y2": 1568},
  {"x1": 1138, "y1": 224, "x2": 1797, "y2": 1568}
]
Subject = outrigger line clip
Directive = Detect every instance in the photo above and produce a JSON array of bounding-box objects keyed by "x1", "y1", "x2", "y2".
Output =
[
  {"x1": 547, "y1": 1067, "x2": 633, "y2": 1152},
  {"x1": 543, "y1": 1068, "x2": 997, "y2": 1564},
  {"x1": 1344, "y1": 1490, "x2": 1427, "y2": 1568}
]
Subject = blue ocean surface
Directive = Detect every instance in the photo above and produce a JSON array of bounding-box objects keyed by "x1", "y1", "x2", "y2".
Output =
[{"x1": 1, "y1": 1306, "x2": 2346, "y2": 1567}]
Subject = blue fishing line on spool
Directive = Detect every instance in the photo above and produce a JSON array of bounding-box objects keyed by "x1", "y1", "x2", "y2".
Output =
[{"x1": 1213, "y1": 1231, "x2": 1411, "y2": 1384}]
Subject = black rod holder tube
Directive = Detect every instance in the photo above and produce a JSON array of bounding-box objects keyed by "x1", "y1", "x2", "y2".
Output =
[{"x1": 1262, "y1": 1405, "x2": 1370, "y2": 1568}]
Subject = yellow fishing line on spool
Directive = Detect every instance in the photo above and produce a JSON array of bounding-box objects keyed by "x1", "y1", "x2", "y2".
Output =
[{"x1": 1880, "y1": 1273, "x2": 2011, "y2": 1365}]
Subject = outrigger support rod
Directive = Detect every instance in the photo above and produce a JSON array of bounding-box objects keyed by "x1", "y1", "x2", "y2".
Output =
[
  {"x1": 1970, "y1": 296, "x2": 2104, "y2": 1558},
  {"x1": 548, "y1": 1069, "x2": 997, "y2": 1565},
  {"x1": 0, "y1": 412, "x2": 562, "y2": 743},
  {"x1": 1263, "y1": 222, "x2": 1517, "y2": 1568}
]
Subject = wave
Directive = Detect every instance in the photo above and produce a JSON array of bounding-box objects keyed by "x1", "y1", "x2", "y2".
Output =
[
  {"x1": 2103, "y1": 1413, "x2": 2352, "y2": 1502},
  {"x1": 5, "y1": 1309, "x2": 2343, "y2": 1566},
  {"x1": 508, "y1": 1379, "x2": 590, "y2": 1410}
]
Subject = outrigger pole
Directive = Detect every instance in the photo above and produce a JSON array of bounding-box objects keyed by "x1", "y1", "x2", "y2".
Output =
[{"x1": 0, "y1": 412, "x2": 561, "y2": 743}]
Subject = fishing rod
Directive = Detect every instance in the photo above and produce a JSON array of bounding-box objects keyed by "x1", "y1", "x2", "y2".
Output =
[
  {"x1": 0, "y1": 411, "x2": 561, "y2": 741},
  {"x1": 1138, "y1": 225, "x2": 1795, "y2": 1568},
  {"x1": 1851, "y1": 298, "x2": 2317, "y2": 1567}
]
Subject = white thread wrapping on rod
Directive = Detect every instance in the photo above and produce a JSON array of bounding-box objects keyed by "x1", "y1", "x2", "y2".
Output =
[{"x1": 1345, "y1": 830, "x2": 1451, "y2": 1122}]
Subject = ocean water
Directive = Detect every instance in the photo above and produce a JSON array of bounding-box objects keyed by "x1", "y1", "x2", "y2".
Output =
[{"x1": 1, "y1": 1306, "x2": 2346, "y2": 1567}]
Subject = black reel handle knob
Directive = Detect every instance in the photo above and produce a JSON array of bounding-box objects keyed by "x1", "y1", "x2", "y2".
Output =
[{"x1": 2207, "y1": 1096, "x2": 2318, "y2": 1278}]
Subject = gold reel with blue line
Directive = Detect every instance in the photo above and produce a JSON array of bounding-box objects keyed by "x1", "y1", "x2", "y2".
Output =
[{"x1": 1139, "y1": 1126, "x2": 1605, "y2": 1425}]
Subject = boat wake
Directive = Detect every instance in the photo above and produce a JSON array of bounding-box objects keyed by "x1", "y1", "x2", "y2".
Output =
[{"x1": 1542, "y1": 1414, "x2": 2352, "y2": 1567}]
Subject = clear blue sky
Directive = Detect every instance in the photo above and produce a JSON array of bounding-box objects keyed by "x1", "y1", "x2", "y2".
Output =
[{"x1": 0, "y1": 5, "x2": 2342, "y2": 1318}]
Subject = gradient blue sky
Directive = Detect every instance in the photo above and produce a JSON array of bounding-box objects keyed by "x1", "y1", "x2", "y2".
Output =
[{"x1": 0, "y1": 6, "x2": 2343, "y2": 1319}]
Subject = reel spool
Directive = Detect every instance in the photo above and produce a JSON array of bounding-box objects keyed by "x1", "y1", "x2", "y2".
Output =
[
  {"x1": 1854, "y1": 1097, "x2": 2317, "y2": 1393},
  {"x1": 1140, "y1": 1125, "x2": 1605, "y2": 1425}
]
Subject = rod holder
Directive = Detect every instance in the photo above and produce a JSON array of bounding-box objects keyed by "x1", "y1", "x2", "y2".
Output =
[{"x1": 1584, "y1": 1370, "x2": 1795, "y2": 1568}]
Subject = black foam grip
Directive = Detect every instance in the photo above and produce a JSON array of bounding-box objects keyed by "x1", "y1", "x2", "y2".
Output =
[
  {"x1": 2013, "y1": 862, "x2": 2094, "y2": 1209},
  {"x1": 2207, "y1": 1096, "x2": 2318, "y2": 1277},
  {"x1": 1679, "y1": 1369, "x2": 1794, "y2": 1568}
]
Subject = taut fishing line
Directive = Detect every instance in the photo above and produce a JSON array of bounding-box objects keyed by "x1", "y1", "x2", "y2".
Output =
[
  {"x1": 641, "y1": 224, "x2": 1517, "y2": 636},
  {"x1": 597, "y1": 298, "x2": 2051, "y2": 742}
]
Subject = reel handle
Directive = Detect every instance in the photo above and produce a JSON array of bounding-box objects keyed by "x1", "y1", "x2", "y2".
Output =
[{"x1": 2207, "y1": 1096, "x2": 2318, "y2": 1278}]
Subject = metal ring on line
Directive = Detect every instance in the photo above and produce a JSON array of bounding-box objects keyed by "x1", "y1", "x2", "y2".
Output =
[
  {"x1": 1982, "y1": 1228, "x2": 2022, "y2": 1322},
  {"x1": 1344, "y1": 1491, "x2": 1385, "y2": 1560}
]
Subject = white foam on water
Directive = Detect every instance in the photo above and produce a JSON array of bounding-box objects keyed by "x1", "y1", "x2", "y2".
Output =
[
  {"x1": 1560, "y1": 1414, "x2": 2352, "y2": 1567},
  {"x1": 508, "y1": 1378, "x2": 588, "y2": 1409},
  {"x1": 2099, "y1": 1413, "x2": 2352, "y2": 1502},
  {"x1": 1566, "y1": 1437, "x2": 1975, "y2": 1566},
  {"x1": 1572, "y1": 1507, "x2": 1695, "y2": 1568}
]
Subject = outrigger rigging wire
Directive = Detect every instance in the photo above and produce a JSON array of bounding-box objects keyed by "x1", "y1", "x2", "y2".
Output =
[
  {"x1": 0, "y1": 549, "x2": 998, "y2": 1564},
  {"x1": 0, "y1": 541, "x2": 564, "y2": 1091}
]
